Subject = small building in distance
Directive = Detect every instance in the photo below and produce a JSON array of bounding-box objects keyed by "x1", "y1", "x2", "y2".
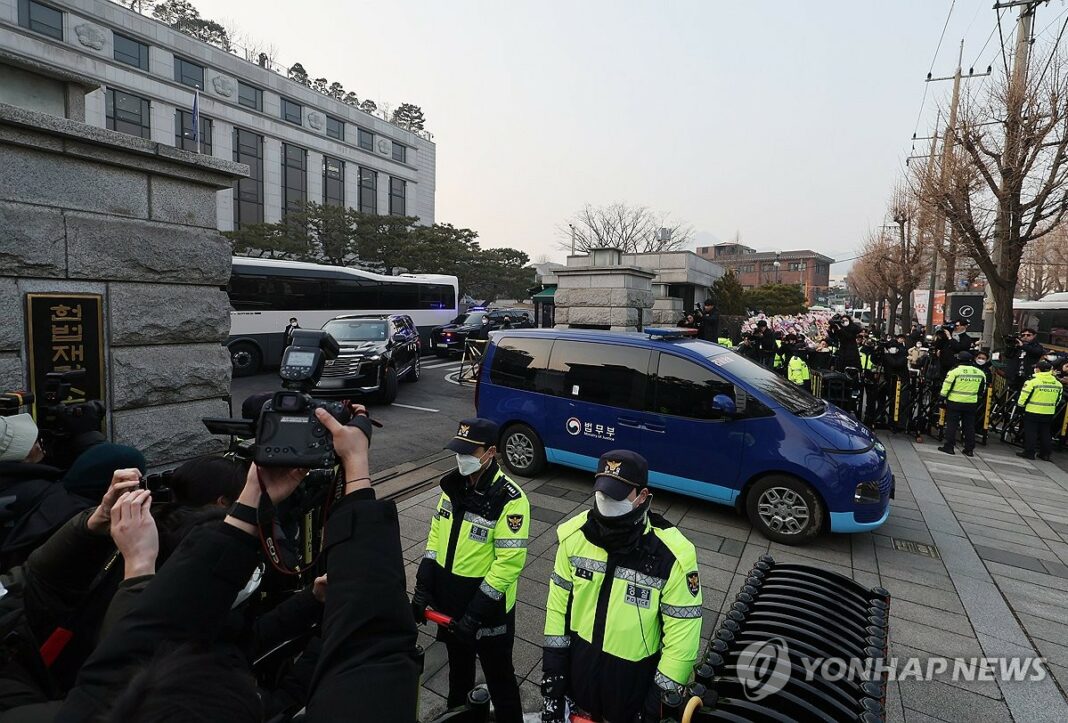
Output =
[{"x1": 696, "y1": 242, "x2": 834, "y2": 306}]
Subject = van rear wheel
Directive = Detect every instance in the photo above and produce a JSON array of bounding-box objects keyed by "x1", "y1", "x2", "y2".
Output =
[
  {"x1": 745, "y1": 476, "x2": 824, "y2": 545},
  {"x1": 500, "y1": 423, "x2": 546, "y2": 478}
]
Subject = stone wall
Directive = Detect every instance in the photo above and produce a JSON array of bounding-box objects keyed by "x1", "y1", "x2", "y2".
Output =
[
  {"x1": 0, "y1": 103, "x2": 246, "y2": 466},
  {"x1": 553, "y1": 265, "x2": 655, "y2": 331}
]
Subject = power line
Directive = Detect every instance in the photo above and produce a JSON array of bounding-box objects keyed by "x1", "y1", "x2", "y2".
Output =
[
  {"x1": 1035, "y1": 13, "x2": 1068, "y2": 87},
  {"x1": 914, "y1": 0, "x2": 958, "y2": 139}
]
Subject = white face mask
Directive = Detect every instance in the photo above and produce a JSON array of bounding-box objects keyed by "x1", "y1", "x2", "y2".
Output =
[
  {"x1": 455, "y1": 452, "x2": 486, "y2": 477},
  {"x1": 595, "y1": 490, "x2": 635, "y2": 517},
  {"x1": 976, "y1": 359, "x2": 988, "y2": 366}
]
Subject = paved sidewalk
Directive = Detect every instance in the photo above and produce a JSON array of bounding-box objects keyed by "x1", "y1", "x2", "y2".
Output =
[{"x1": 397, "y1": 435, "x2": 1068, "y2": 722}]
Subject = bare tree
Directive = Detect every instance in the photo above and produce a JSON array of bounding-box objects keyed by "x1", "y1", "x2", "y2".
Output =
[
  {"x1": 558, "y1": 203, "x2": 693, "y2": 254},
  {"x1": 1019, "y1": 225, "x2": 1068, "y2": 298},
  {"x1": 923, "y1": 43, "x2": 1068, "y2": 349}
]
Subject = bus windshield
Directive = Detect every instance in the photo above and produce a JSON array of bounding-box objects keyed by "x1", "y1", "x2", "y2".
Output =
[{"x1": 322, "y1": 320, "x2": 388, "y2": 342}]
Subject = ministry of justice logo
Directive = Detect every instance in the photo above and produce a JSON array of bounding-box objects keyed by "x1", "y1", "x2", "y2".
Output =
[
  {"x1": 736, "y1": 637, "x2": 791, "y2": 701},
  {"x1": 566, "y1": 417, "x2": 582, "y2": 436}
]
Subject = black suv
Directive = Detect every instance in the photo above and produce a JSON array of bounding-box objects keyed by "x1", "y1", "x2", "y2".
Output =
[
  {"x1": 430, "y1": 308, "x2": 534, "y2": 357},
  {"x1": 314, "y1": 314, "x2": 420, "y2": 404}
]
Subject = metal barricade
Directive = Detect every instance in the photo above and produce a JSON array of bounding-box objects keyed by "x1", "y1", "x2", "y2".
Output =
[
  {"x1": 458, "y1": 339, "x2": 487, "y2": 386},
  {"x1": 682, "y1": 555, "x2": 890, "y2": 722}
]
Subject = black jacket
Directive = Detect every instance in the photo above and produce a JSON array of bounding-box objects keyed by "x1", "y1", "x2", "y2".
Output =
[
  {"x1": 697, "y1": 310, "x2": 720, "y2": 341},
  {"x1": 58, "y1": 490, "x2": 419, "y2": 723}
]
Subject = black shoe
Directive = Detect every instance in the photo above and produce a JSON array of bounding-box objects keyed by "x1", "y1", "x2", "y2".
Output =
[
  {"x1": 962, "y1": 449, "x2": 974, "y2": 457},
  {"x1": 1016, "y1": 452, "x2": 1036, "y2": 460},
  {"x1": 938, "y1": 446, "x2": 955, "y2": 455}
]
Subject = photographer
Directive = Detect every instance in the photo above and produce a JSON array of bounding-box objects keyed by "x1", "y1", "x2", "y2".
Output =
[
  {"x1": 56, "y1": 404, "x2": 420, "y2": 723},
  {"x1": 1009, "y1": 329, "x2": 1046, "y2": 387}
]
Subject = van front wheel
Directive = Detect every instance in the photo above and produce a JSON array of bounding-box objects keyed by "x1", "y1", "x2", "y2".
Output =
[
  {"x1": 500, "y1": 423, "x2": 547, "y2": 478},
  {"x1": 745, "y1": 476, "x2": 824, "y2": 545}
]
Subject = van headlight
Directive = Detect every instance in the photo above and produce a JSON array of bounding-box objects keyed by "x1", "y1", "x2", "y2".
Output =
[
  {"x1": 873, "y1": 441, "x2": 886, "y2": 455},
  {"x1": 854, "y1": 481, "x2": 881, "y2": 504}
]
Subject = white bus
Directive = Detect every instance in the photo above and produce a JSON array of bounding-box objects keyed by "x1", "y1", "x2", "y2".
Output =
[
  {"x1": 1014, "y1": 292, "x2": 1068, "y2": 353},
  {"x1": 226, "y1": 257, "x2": 458, "y2": 376}
]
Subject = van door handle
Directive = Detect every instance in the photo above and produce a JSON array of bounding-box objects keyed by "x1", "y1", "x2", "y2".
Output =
[
  {"x1": 644, "y1": 423, "x2": 666, "y2": 433},
  {"x1": 617, "y1": 417, "x2": 642, "y2": 428}
]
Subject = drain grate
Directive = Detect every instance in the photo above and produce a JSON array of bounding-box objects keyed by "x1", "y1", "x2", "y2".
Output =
[{"x1": 891, "y1": 538, "x2": 941, "y2": 559}]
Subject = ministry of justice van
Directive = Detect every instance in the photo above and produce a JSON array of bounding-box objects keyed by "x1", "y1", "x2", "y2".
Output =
[{"x1": 475, "y1": 328, "x2": 893, "y2": 544}]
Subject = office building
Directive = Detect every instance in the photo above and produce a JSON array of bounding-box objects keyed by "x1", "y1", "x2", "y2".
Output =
[
  {"x1": 0, "y1": 0, "x2": 435, "y2": 231},
  {"x1": 697, "y1": 242, "x2": 833, "y2": 306}
]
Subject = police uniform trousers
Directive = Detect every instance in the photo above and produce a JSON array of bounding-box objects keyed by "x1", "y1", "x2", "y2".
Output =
[
  {"x1": 944, "y1": 401, "x2": 978, "y2": 453},
  {"x1": 1022, "y1": 412, "x2": 1054, "y2": 459},
  {"x1": 442, "y1": 608, "x2": 522, "y2": 723}
]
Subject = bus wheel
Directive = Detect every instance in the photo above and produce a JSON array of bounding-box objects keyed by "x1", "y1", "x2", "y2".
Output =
[
  {"x1": 500, "y1": 423, "x2": 546, "y2": 477},
  {"x1": 230, "y1": 343, "x2": 261, "y2": 377},
  {"x1": 746, "y1": 476, "x2": 824, "y2": 545},
  {"x1": 378, "y1": 367, "x2": 398, "y2": 404}
]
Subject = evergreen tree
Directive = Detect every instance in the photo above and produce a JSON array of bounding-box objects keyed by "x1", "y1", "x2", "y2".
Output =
[
  {"x1": 287, "y1": 62, "x2": 310, "y2": 86},
  {"x1": 709, "y1": 271, "x2": 747, "y2": 315},
  {"x1": 391, "y1": 103, "x2": 426, "y2": 131}
]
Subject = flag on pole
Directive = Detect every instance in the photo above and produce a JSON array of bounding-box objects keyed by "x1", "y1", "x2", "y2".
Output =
[{"x1": 191, "y1": 89, "x2": 201, "y2": 153}]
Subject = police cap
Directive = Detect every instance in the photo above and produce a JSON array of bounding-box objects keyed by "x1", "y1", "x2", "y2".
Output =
[
  {"x1": 445, "y1": 418, "x2": 498, "y2": 454},
  {"x1": 956, "y1": 351, "x2": 974, "y2": 364},
  {"x1": 593, "y1": 449, "x2": 649, "y2": 500}
]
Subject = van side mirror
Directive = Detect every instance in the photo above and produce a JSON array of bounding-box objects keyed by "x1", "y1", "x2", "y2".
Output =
[{"x1": 711, "y1": 394, "x2": 737, "y2": 418}]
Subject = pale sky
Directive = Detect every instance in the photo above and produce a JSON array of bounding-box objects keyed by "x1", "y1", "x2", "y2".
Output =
[{"x1": 195, "y1": 0, "x2": 1056, "y2": 273}]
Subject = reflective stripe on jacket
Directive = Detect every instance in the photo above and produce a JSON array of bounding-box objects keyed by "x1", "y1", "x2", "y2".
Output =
[
  {"x1": 418, "y1": 462, "x2": 529, "y2": 625},
  {"x1": 939, "y1": 364, "x2": 986, "y2": 404},
  {"x1": 543, "y1": 510, "x2": 702, "y2": 722},
  {"x1": 1018, "y1": 372, "x2": 1063, "y2": 415}
]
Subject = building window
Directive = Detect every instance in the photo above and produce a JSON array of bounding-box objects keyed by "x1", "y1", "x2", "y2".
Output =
[
  {"x1": 233, "y1": 128, "x2": 264, "y2": 229},
  {"x1": 173, "y1": 57, "x2": 204, "y2": 89},
  {"x1": 323, "y1": 156, "x2": 344, "y2": 206},
  {"x1": 326, "y1": 115, "x2": 344, "y2": 140},
  {"x1": 174, "y1": 110, "x2": 212, "y2": 154},
  {"x1": 18, "y1": 0, "x2": 63, "y2": 40},
  {"x1": 357, "y1": 127, "x2": 373, "y2": 151},
  {"x1": 237, "y1": 82, "x2": 262, "y2": 111},
  {"x1": 392, "y1": 143, "x2": 406, "y2": 163},
  {"x1": 113, "y1": 33, "x2": 149, "y2": 70},
  {"x1": 788, "y1": 262, "x2": 802, "y2": 272},
  {"x1": 282, "y1": 143, "x2": 307, "y2": 216},
  {"x1": 358, "y1": 168, "x2": 377, "y2": 214},
  {"x1": 389, "y1": 177, "x2": 406, "y2": 216},
  {"x1": 281, "y1": 98, "x2": 302, "y2": 125},
  {"x1": 105, "y1": 88, "x2": 150, "y2": 139}
]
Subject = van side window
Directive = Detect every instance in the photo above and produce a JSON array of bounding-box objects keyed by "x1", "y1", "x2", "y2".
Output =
[
  {"x1": 489, "y1": 337, "x2": 554, "y2": 393},
  {"x1": 652, "y1": 353, "x2": 735, "y2": 420},
  {"x1": 546, "y1": 341, "x2": 651, "y2": 410}
]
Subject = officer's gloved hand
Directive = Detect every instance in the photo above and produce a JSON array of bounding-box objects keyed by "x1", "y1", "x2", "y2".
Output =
[
  {"x1": 540, "y1": 673, "x2": 566, "y2": 723},
  {"x1": 451, "y1": 613, "x2": 481, "y2": 646},
  {"x1": 411, "y1": 586, "x2": 431, "y2": 625}
]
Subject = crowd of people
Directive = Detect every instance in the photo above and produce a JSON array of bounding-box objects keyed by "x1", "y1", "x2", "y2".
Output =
[
  {"x1": 0, "y1": 386, "x2": 703, "y2": 722},
  {"x1": 690, "y1": 305, "x2": 1067, "y2": 461}
]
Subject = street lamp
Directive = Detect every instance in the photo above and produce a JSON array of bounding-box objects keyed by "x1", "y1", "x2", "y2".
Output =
[{"x1": 773, "y1": 252, "x2": 781, "y2": 284}]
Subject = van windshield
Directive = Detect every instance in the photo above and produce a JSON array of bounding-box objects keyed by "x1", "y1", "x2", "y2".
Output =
[{"x1": 706, "y1": 350, "x2": 825, "y2": 416}]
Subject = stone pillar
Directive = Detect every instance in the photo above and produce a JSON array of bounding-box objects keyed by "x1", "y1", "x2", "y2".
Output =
[
  {"x1": 0, "y1": 103, "x2": 247, "y2": 466},
  {"x1": 554, "y1": 261, "x2": 655, "y2": 332}
]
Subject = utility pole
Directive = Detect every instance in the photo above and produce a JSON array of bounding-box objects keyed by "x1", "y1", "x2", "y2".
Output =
[
  {"x1": 924, "y1": 40, "x2": 983, "y2": 332},
  {"x1": 982, "y1": 1, "x2": 1039, "y2": 350}
]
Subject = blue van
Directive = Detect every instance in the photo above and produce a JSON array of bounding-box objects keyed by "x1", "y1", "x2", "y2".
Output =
[{"x1": 476, "y1": 328, "x2": 893, "y2": 544}]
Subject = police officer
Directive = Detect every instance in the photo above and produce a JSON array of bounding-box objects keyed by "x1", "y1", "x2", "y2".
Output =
[
  {"x1": 1016, "y1": 360, "x2": 1064, "y2": 461},
  {"x1": 787, "y1": 345, "x2": 811, "y2": 390},
  {"x1": 542, "y1": 451, "x2": 702, "y2": 723},
  {"x1": 938, "y1": 351, "x2": 987, "y2": 457},
  {"x1": 412, "y1": 418, "x2": 529, "y2": 723}
]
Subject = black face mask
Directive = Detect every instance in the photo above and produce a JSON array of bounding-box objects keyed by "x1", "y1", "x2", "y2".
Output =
[{"x1": 584, "y1": 497, "x2": 650, "y2": 554}]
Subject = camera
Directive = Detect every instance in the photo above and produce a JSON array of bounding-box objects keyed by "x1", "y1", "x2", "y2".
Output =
[
  {"x1": 38, "y1": 370, "x2": 106, "y2": 444},
  {"x1": 1003, "y1": 334, "x2": 1020, "y2": 345},
  {"x1": 140, "y1": 470, "x2": 175, "y2": 504},
  {"x1": 205, "y1": 330, "x2": 353, "y2": 469}
]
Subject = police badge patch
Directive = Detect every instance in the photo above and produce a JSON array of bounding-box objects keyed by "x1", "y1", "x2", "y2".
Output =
[
  {"x1": 687, "y1": 571, "x2": 700, "y2": 597},
  {"x1": 507, "y1": 514, "x2": 524, "y2": 533}
]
